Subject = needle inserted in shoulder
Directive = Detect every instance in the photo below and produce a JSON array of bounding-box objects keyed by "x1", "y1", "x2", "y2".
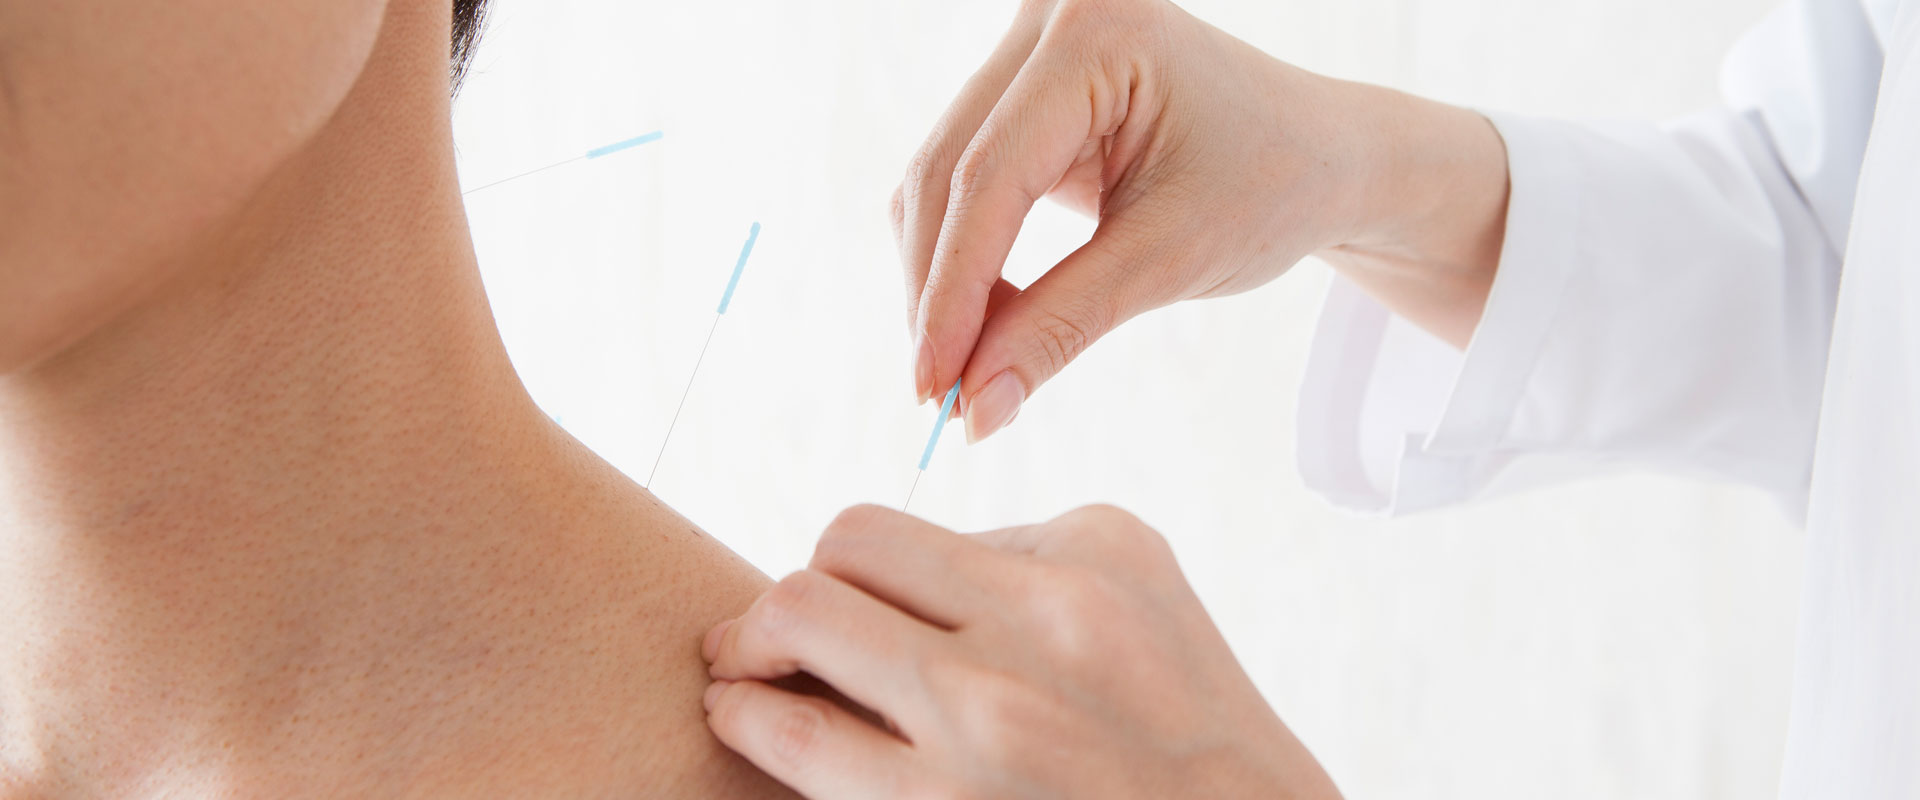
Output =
[
  {"x1": 462, "y1": 131, "x2": 663, "y2": 197},
  {"x1": 903, "y1": 378, "x2": 962, "y2": 511},
  {"x1": 645, "y1": 222, "x2": 762, "y2": 489}
]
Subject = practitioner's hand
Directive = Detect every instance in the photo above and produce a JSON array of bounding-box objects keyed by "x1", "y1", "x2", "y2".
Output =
[
  {"x1": 895, "y1": 0, "x2": 1509, "y2": 441},
  {"x1": 700, "y1": 505, "x2": 1342, "y2": 800}
]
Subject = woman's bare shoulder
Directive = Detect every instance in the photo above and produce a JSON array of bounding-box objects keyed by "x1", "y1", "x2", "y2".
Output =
[
  {"x1": 446, "y1": 443, "x2": 796, "y2": 798},
  {"x1": 377, "y1": 469, "x2": 805, "y2": 800}
]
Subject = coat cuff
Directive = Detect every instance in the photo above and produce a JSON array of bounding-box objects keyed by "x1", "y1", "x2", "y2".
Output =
[{"x1": 1296, "y1": 111, "x2": 1584, "y2": 514}]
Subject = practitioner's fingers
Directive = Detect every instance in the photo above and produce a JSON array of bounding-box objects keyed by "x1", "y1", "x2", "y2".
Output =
[
  {"x1": 982, "y1": 276, "x2": 1022, "y2": 318},
  {"x1": 704, "y1": 679, "x2": 918, "y2": 800},
  {"x1": 954, "y1": 217, "x2": 1180, "y2": 442},
  {"x1": 895, "y1": 5, "x2": 1049, "y2": 390},
  {"x1": 913, "y1": 45, "x2": 1124, "y2": 409},
  {"x1": 705, "y1": 504, "x2": 1335, "y2": 800},
  {"x1": 970, "y1": 504, "x2": 1179, "y2": 579},
  {"x1": 967, "y1": 524, "x2": 1042, "y2": 554},
  {"x1": 808, "y1": 504, "x2": 1029, "y2": 628},
  {"x1": 703, "y1": 568, "x2": 948, "y2": 730}
]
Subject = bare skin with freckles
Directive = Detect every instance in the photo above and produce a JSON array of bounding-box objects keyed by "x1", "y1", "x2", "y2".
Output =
[{"x1": 0, "y1": 1, "x2": 794, "y2": 797}]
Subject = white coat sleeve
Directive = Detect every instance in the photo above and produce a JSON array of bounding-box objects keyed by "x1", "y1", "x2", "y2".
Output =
[{"x1": 1296, "y1": 0, "x2": 1885, "y2": 520}]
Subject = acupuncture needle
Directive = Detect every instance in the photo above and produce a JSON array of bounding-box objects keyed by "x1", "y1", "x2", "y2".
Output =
[
  {"x1": 903, "y1": 378, "x2": 962, "y2": 511},
  {"x1": 461, "y1": 131, "x2": 663, "y2": 197},
  {"x1": 645, "y1": 222, "x2": 763, "y2": 489}
]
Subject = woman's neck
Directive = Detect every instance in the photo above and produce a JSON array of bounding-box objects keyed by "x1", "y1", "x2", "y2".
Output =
[{"x1": 0, "y1": 3, "x2": 623, "y2": 790}]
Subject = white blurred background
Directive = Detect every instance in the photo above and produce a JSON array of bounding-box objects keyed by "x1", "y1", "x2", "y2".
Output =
[{"x1": 451, "y1": 1, "x2": 1798, "y2": 797}]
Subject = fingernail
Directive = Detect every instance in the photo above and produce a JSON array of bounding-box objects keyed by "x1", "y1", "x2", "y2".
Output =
[
  {"x1": 965, "y1": 370, "x2": 1024, "y2": 444},
  {"x1": 702, "y1": 618, "x2": 734, "y2": 663},
  {"x1": 913, "y1": 334, "x2": 935, "y2": 404},
  {"x1": 704, "y1": 680, "x2": 733, "y2": 713}
]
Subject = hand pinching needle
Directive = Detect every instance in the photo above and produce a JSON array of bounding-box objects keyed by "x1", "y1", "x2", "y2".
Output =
[{"x1": 903, "y1": 378, "x2": 962, "y2": 511}]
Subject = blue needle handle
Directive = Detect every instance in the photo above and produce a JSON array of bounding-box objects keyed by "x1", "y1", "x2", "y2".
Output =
[
  {"x1": 586, "y1": 130, "x2": 663, "y2": 159},
  {"x1": 919, "y1": 378, "x2": 962, "y2": 470},
  {"x1": 717, "y1": 222, "x2": 761, "y2": 314}
]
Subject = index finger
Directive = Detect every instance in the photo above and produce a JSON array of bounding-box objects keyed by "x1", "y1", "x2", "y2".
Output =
[
  {"x1": 809, "y1": 505, "x2": 1027, "y2": 629},
  {"x1": 896, "y1": 10, "x2": 1047, "y2": 390},
  {"x1": 913, "y1": 48, "x2": 1119, "y2": 410},
  {"x1": 706, "y1": 568, "x2": 949, "y2": 734}
]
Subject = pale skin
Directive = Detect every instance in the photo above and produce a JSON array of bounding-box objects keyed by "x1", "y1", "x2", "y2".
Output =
[
  {"x1": 704, "y1": 0, "x2": 1512, "y2": 796},
  {"x1": 894, "y1": 0, "x2": 1507, "y2": 442},
  {"x1": 0, "y1": 1, "x2": 796, "y2": 797},
  {"x1": 704, "y1": 505, "x2": 1344, "y2": 800}
]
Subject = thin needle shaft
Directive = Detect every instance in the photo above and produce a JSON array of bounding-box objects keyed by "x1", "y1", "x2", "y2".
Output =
[
  {"x1": 643, "y1": 222, "x2": 761, "y2": 492},
  {"x1": 902, "y1": 379, "x2": 962, "y2": 512},
  {"x1": 462, "y1": 131, "x2": 663, "y2": 197},
  {"x1": 461, "y1": 155, "x2": 587, "y2": 196},
  {"x1": 646, "y1": 312, "x2": 722, "y2": 488},
  {"x1": 903, "y1": 470, "x2": 925, "y2": 512}
]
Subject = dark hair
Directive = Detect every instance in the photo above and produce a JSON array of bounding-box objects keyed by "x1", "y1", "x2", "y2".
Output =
[{"x1": 451, "y1": 0, "x2": 490, "y2": 91}]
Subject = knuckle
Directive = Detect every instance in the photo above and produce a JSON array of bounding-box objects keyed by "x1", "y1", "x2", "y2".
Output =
[
  {"x1": 904, "y1": 145, "x2": 949, "y2": 197},
  {"x1": 708, "y1": 682, "x2": 750, "y2": 730},
  {"x1": 812, "y1": 522, "x2": 877, "y2": 573},
  {"x1": 767, "y1": 695, "x2": 837, "y2": 767},
  {"x1": 755, "y1": 570, "x2": 832, "y2": 641},
  {"x1": 889, "y1": 185, "x2": 907, "y2": 235},
  {"x1": 1058, "y1": 505, "x2": 1177, "y2": 577},
  {"x1": 1048, "y1": 0, "x2": 1121, "y2": 31},
  {"x1": 823, "y1": 504, "x2": 893, "y2": 544},
  {"x1": 1072, "y1": 502, "x2": 1141, "y2": 529},
  {"x1": 947, "y1": 142, "x2": 995, "y2": 207},
  {"x1": 1028, "y1": 304, "x2": 1107, "y2": 375},
  {"x1": 1059, "y1": 503, "x2": 1151, "y2": 545}
]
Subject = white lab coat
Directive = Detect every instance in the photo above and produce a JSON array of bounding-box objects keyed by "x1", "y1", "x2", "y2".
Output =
[{"x1": 1298, "y1": 0, "x2": 1919, "y2": 795}]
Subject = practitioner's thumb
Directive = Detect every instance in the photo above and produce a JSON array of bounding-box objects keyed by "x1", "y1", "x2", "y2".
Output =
[{"x1": 958, "y1": 232, "x2": 1153, "y2": 443}]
